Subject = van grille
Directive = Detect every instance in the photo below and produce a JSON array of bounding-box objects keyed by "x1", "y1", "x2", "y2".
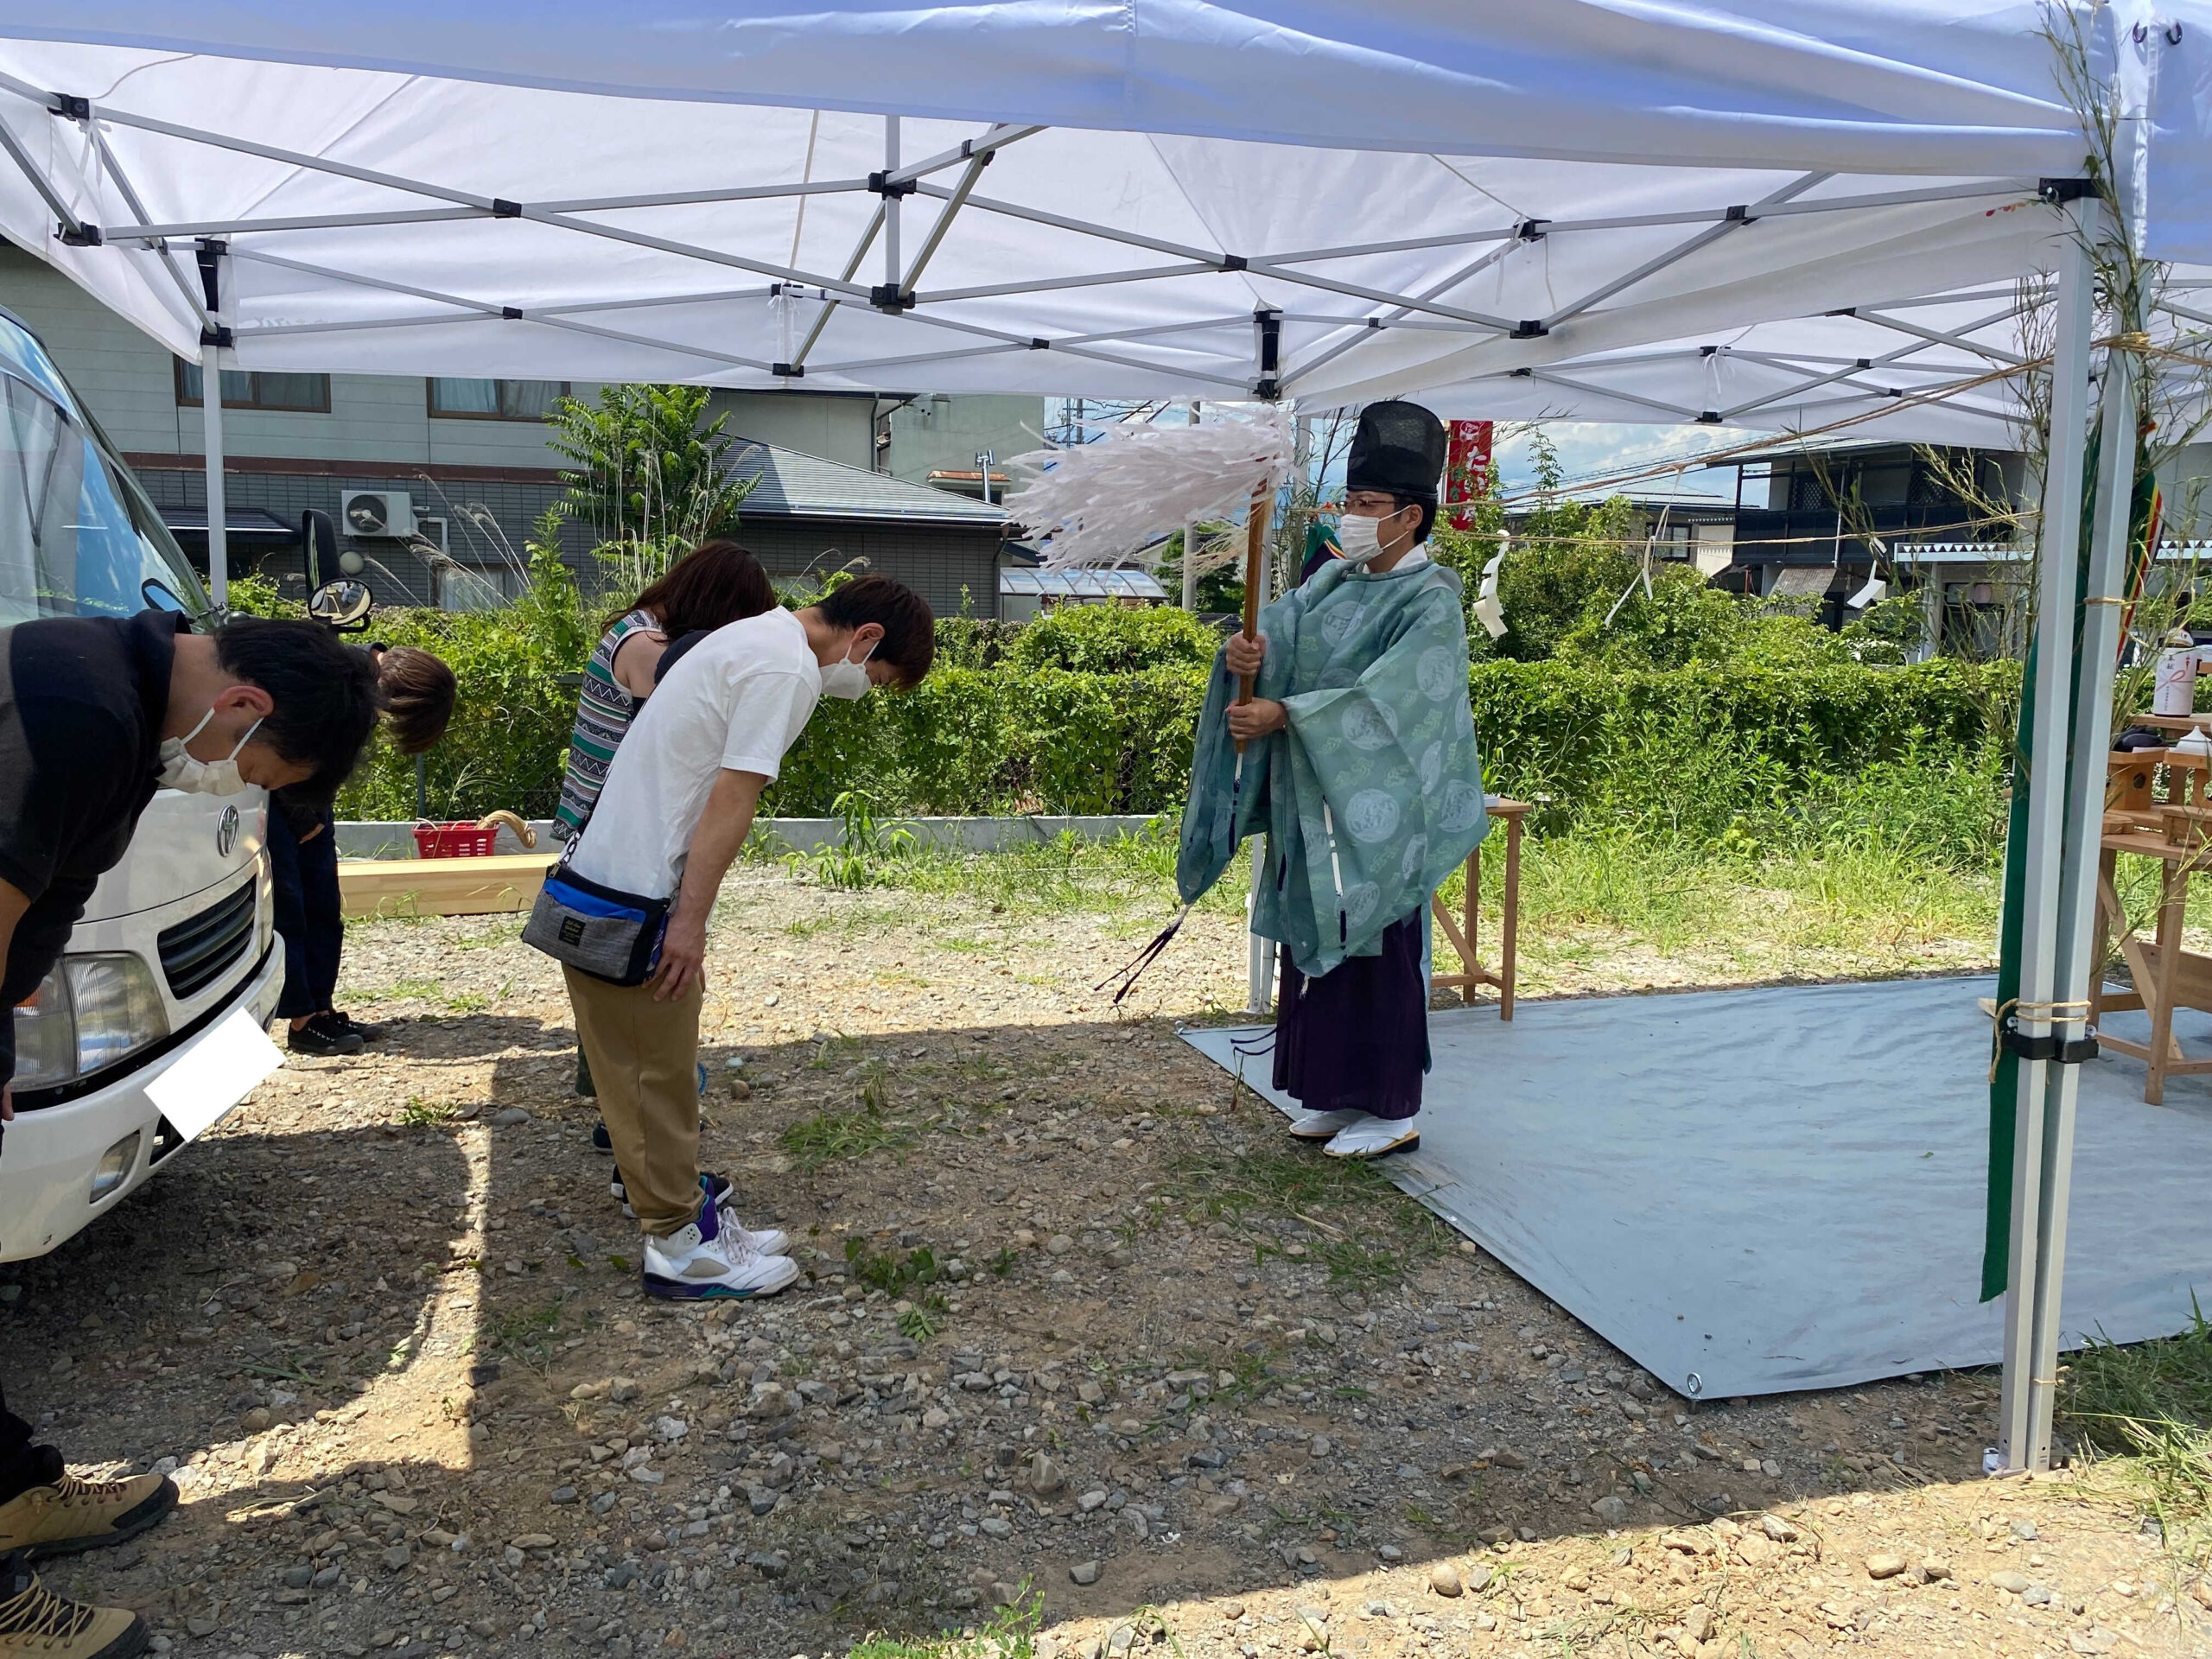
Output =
[{"x1": 156, "y1": 878, "x2": 256, "y2": 1001}]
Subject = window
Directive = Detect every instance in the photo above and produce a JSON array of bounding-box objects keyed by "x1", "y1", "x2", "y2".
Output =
[
  {"x1": 427, "y1": 378, "x2": 569, "y2": 421},
  {"x1": 173, "y1": 359, "x2": 330, "y2": 413}
]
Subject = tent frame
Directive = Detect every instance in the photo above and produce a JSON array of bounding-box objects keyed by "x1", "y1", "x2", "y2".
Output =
[
  {"x1": 9, "y1": 68, "x2": 2063, "y2": 407},
  {"x1": 0, "y1": 44, "x2": 2165, "y2": 1459}
]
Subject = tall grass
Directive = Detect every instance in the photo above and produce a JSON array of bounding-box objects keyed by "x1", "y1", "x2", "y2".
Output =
[{"x1": 2063, "y1": 1306, "x2": 2212, "y2": 1554}]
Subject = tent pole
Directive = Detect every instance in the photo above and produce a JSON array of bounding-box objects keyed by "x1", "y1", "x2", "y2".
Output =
[
  {"x1": 198, "y1": 239, "x2": 232, "y2": 611},
  {"x1": 2027, "y1": 289, "x2": 2135, "y2": 1470},
  {"x1": 883, "y1": 117, "x2": 901, "y2": 290},
  {"x1": 1997, "y1": 198, "x2": 2095, "y2": 1472}
]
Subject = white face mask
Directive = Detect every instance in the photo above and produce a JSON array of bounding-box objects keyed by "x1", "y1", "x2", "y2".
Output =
[
  {"x1": 820, "y1": 639, "x2": 879, "y2": 701},
  {"x1": 157, "y1": 707, "x2": 263, "y2": 795},
  {"x1": 1334, "y1": 512, "x2": 1388, "y2": 565}
]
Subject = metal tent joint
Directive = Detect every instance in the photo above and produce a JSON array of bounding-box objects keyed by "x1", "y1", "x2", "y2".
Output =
[
  {"x1": 869, "y1": 283, "x2": 915, "y2": 311},
  {"x1": 867, "y1": 171, "x2": 918, "y2": 199},
  {"x1": 1999, "y1": 1013, "x2": 2098, "y2": 1065},
  {"x1": 199, "y1": 324, "x2": 233, "y2": 348},
  {"x1": 500, "y1": 306, "x2": 523, "y2": 320},
  {"x1": 1511, "y1": 320, "x2": 1548, "y2": 339},
  {"x1": 491, "y1": 199, "x2": 524, "y2": 218},
  {"x1": 48, "y1": 92, "x2": 89, "y2": 121},
  {"x1": 771, "y1": 361, "x2": 804, "y2": 378},
  {"x1": 2037, "y1": 177, "x2": 2095, "y2": 206},
  {"x1": 57, "y1": 220, "x2": 101, "y2": 246}
]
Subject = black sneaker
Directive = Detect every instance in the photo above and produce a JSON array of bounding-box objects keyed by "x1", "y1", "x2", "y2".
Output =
[
  {"x1": 333, "y1": 1010, "x2": 386, "y2": 1042},
  {"x1": 288, "y1": 1014, "x2": 363, "y2": 1056},
  {"x1": 591, "y1": 1120, "x2": 612, "y2": 1154}
]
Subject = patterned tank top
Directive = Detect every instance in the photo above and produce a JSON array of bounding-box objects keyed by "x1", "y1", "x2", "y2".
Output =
[{"x1": 554, "y1": 609, "x2": 659, "y2": 835}]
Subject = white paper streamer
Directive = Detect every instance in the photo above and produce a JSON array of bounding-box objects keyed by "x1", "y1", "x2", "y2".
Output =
[{"x1": 1002, "y1": 411, "x2": 1295, "y2": 571}]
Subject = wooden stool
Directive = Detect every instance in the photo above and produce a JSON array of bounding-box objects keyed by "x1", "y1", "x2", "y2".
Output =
[
  {"x1": 1430, "y1": 797, "x2": 1529, "y2": 1019},
  {"x1": 2092, "y1": 748, "x2": 2212, "y2": 1103}
]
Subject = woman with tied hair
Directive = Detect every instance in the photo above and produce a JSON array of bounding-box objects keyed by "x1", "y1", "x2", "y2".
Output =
[
  {"x1": 274, "y1": 641, "x2": 457, "y2": 1055},
  {"x1": 554, "y1": 541, "x2": 779, "y2": 838},
  {"x1": 550, "y1": 540, "x2": 779, "y2": 1168}
]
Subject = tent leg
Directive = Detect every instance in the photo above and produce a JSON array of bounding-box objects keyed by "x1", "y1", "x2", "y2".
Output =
[
  {"x1": 2026, "y1": 313, "x2": 2138, "y2": 1469},
  {"x1": 200, "y1": 353, "x2": 228, "y2": 611},
  {"x1": 1998, "y1": 200, "x2": 2097, "y2": 1473},
  {"x1": 198, "y1": 238, "x2": 231, "y2": 611}
]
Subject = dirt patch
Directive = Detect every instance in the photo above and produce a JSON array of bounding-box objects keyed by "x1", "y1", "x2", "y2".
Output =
[{"x1": 3, "y1": 868, "x2": 2202, "y2": 1659}]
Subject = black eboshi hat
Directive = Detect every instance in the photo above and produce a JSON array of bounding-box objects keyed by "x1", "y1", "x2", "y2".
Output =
[{"x1": 1344, "y1": 399, "x2": 1448, "y2": 505}]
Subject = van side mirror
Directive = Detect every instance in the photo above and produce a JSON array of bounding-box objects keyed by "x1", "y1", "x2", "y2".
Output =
[{"x1": 308, "y1": 577, "x2": 374, "y2": 632}]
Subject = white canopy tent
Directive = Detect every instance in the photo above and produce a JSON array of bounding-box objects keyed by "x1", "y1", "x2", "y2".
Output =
[{"x1": 2, "y1": 1, "x2": 2207, "y2": 1469}]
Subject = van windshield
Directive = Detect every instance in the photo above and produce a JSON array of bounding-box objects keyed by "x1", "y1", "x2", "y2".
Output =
[{"x1": 0, "y1": 312, "x2": 208, "y2": 626}]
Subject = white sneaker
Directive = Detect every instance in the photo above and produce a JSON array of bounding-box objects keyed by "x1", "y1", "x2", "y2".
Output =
[
  {"x1": 1324, "y1": 1117, "x2": 1420, "y2": 1160},
  {"x1": 642, "y1": 1201, "x2": 798, "y2": 1302},
  {"x1": 1287, "y1": 1108, "x2": 1369, "y2": 1141},
  {"x1": 711, "y1": 1191, "x2": 791, "y2": 1257},
  {"x1": 612, "y1": 1173, "x2": 787, "y2": 1252}
]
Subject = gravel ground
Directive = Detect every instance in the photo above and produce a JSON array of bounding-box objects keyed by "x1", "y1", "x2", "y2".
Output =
[{"x1": 4, "y1": 866, "x2": 2207, "y2": 1659}]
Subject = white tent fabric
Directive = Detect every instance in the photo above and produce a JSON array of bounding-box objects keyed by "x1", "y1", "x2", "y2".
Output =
[
  {"x1": 0, "y1": 3, "x2": 2200, "y2": 406},
  {"x1": 1420, "y1": 276, "x2": 2212, "y2": 442}
]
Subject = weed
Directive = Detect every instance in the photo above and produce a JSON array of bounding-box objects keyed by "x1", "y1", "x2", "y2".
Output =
[
  {"x1": 1166, "y1": 1144, "x2": 1450, "y2": 1291},
  {"x1": 446, "y1": 990, "x2": 489, "y2": 1013},
  {"x1": 780, "y1": 1101, "x2": 918, "y2": 1172},
  {"x1": 399, "y1": 1096, "x2": 458, "y2": 1128},
  {"x1": 988, "y1": 1248, "x2": 1018, "y2": 1279},
  {"x1": 847, "y1": 1582, "x2": 1044, "y2": 1658},
  {"x1": 2063, "y1": 1299, "x2": 2212, "y2": 1542},
  {"x1": 385, "y1": 977, "x2": 444, "y2": 1001},
  {"x1": 797, "y1": 789, "x2": 918, "y2": 890},
  {"x1": 846, "y1": 1237, "x2": 944, "y2": 1299},
  {"x1": 487, "y1": 1298, "x2": 568, "y2": 1375}
]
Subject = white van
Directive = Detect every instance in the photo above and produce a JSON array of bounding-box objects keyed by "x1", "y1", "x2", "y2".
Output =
[{"x1": 0, "y1": 307, "x2": 281, "y2": 1261}]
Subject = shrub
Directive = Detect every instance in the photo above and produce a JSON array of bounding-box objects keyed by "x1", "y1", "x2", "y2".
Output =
[{"x1": 1001, "y1": 602, "x2": 1222, "y2": 675}]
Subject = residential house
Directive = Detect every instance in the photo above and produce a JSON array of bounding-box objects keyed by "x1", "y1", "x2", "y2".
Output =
[{"x1": 3, "y1": 244, "x2": 1040, "y2": 616}]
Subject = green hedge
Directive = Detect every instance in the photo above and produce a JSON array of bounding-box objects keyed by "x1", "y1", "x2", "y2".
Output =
[{"x1": 337, "y1": 602, "x2": 2015, "y2": 851}]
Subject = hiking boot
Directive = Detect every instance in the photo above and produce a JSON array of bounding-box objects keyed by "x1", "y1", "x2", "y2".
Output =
[
  {"x1": 0, "y1": 1471, "x2": 176, "y2": 1559},
  {"x1": 0, "y1": 1557, "x2": 146, "y2": 1659},
  {"x1": 286, "y1": 1014, "x2": 362, "y2": 1056},
  {"x1": 641, "y1": 1192, "x2": 797, "y2": 1302}
]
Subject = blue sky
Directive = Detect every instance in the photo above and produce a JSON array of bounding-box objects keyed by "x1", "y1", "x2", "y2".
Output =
[{"x1": 1490, "y1": 423, "x2": 1743, "y2": 500}]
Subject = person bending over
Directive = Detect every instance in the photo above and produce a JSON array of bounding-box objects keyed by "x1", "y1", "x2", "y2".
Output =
[
  {"x1": 0, "y1": 610, "x2": 379, "y2": 1656},
  {"x1": 555, "y1": 575, "x2": 933, "y2": 1300},
  {"x1": 553, "y1": 542, "x2": 780, "y2": 1133},
  {"x1": 271, "y1": 644, "x2": 455, "y2": 1055}
]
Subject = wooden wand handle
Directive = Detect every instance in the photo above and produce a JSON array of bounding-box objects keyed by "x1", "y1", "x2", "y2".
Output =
[{"x1": 1236, "y1": 485, "x2": 1269, "y2": 753}]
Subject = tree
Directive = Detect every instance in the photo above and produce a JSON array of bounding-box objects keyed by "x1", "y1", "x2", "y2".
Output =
[{"x1": 548, "y1": 384, "x2": 752, "y2": 553}]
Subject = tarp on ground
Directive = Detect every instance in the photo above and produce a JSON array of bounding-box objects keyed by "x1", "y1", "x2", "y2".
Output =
[{"x1": 0, "y1": 3, "x2": 2203, "y2": 406}]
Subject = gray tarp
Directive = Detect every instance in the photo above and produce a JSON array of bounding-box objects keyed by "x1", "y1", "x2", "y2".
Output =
[{"x1": 1184, "y1": 975, "x2": 2212, "y2": 1398}]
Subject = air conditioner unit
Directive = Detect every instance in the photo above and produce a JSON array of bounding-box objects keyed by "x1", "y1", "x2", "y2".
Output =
[{"x1": 340, "y1": 491, "x2": 416, "y2": 538}]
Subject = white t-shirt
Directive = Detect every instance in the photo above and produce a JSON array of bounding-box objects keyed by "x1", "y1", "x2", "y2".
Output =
[{"x1": 570, "y1": 607, "x2": 821, "y2": 898}]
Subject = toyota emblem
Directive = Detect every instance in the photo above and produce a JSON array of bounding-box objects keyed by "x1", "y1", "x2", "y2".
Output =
[{"x1": 216, "y1": 804, "x2": 240, "y2": 859}]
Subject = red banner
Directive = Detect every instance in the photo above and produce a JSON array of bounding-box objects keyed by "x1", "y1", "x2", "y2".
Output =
[{"x1": 1445, "y1": 420, "x2": 1494, "y2": 531}]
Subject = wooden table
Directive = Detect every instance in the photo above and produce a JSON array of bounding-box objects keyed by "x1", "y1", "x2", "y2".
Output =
[
  {"x1": 2092, "y1": 749, "x2": 2212, "y2": 1103},
  {"x1": 338, "y1": 852, "x2": 557, "y2": 921},
  {"x1": 1429, "y1": 797, "x2": 1530, "y2": 1019}
]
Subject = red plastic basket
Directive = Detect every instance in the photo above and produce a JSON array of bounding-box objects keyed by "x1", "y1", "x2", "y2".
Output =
[{"x1": 413, "y1": 823, "x2": 499, "y2": 859}]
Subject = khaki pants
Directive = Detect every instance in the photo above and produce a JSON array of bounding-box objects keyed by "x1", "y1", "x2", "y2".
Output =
[{"x1": 563, "y1": 965, "x2": 702, "y2": 1236}]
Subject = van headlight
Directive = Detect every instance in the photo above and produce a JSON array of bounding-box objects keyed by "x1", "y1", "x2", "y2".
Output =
[{"x1": 10, "y1": 954, "x2": 169, "y2": 1088}]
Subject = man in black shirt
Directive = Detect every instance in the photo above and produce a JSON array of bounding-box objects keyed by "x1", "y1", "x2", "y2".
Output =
[{"x1": 0, "y1": 609, "x2": 378, "y2": 1659}]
